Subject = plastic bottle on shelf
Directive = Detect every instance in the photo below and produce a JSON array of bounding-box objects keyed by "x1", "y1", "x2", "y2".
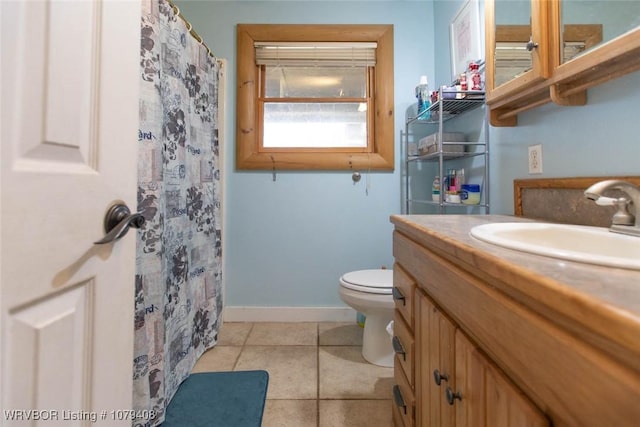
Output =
[
  {"x1": 447, "y1": 169, "x2": 457, "y2": 192},
  {"x1": 432, "y1": 176, "x2": 441, "y2": 202},
  {"x1": 457, "y1": 168, "x2": 465, "y2": 188},
  {"x1": 457, "y1": 73, "x2": 468, "y2": 99},
  {"x1": 415, "y1": 75, "x2": 431, "y2": 119}
]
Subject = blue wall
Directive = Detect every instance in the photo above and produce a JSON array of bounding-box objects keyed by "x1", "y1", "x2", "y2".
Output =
[
  {"x1": 488, "y1": 72, "x2": 640, "y2": 213},
  {"x1": 176, "y1": 0, "x2": 434, "y2": 307},
  {"x1": 176, "y1": 0, "x2": 640, "y2": 308}
]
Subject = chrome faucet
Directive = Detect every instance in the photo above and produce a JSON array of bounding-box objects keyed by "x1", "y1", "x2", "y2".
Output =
[{"x1": 584, "y1": 179, "x2": 640, "y2": 237}]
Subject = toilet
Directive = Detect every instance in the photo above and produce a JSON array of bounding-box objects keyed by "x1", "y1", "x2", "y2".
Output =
[{"x1": 339, "y1": 269, "x2": 395, "y2": 367}]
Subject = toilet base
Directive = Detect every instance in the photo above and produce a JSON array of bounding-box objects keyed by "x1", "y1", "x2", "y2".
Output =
[{"x1": 361, "y1": 312, "x2": 394, "y2": 368}]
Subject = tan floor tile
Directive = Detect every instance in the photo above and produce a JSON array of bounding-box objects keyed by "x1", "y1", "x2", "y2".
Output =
[
  {"x1": 319, "y1": 400, "x2": 392, "y2": 427},
  {"x1": 217, "y1": 322, "x2": 253, "y2": 346},
  {"x1": 245, "y1": 322, "x2": 318, "y2": 346},
  {"x1": 191, "y1": 346, "x2": 242, "y2": 373},
  {"x1": 319, "y1": 322, "x2": 363, "y2": 346},
  {"x1": 262, "y1": 400, "x2": 317, "y2": 427},
  {"x1": 234, "y1": 346, "x2": 317, "y2": 399},
  {"x1": 319, "y1": 346, "x2": 394, "y2": 399}
]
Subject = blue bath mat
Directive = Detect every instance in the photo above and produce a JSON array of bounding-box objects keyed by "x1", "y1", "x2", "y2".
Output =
[{"x1": 162, "y1": 370, "x2": 269, "y2": 427}]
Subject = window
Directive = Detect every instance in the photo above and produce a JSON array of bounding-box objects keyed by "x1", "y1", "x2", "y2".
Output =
[{"x1": 236, "y1": 24, "x2": 394, "y2": 170}]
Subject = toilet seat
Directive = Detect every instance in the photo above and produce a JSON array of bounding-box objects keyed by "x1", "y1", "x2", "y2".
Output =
[{"x1": 339, "y1": 269, "x2": 393, "y2": 295}]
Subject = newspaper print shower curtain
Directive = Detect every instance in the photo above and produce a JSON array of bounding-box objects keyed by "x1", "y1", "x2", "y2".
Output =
[{"x1": 133, "y1": 1, "x2": 222, "y2": 425}]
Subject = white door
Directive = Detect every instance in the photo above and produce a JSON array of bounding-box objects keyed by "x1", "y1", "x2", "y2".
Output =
[{"x1": 1, "y1": 0, "x2": 140, "y2": 425}]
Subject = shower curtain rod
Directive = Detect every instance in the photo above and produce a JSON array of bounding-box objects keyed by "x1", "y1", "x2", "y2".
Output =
[{"x1": 166, "y1": 0, "x2": 219, "y2": 62}]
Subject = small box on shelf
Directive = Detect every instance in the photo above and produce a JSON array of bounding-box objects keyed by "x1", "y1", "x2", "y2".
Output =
[{"x1": 417, "y1": 132, "x2": 466, "y2": 156}]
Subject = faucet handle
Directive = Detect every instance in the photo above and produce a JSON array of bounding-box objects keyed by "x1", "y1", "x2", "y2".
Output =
[
  {"x1": 592, "y1": 196, "x2": 634, "y2": 225},
  {"x1": 610, "y1": 197, "x2": 635, "y2": 226},
  {"x1": 584, "y1": 179, "x2": 640, "y2": 235}
]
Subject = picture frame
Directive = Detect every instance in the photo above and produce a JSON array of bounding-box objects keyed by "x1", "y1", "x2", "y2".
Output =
[{"x1": 450, "y1": 0, "x2": 483, "y2": 80}]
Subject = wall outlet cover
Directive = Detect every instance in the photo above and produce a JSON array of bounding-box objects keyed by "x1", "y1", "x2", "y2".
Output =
[{"x1": 528, "y1": 144, "x2": 543, "y2": 174}]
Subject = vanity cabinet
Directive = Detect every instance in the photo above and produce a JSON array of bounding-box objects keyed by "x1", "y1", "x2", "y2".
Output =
[
  {"x1": 392, "y1": 249, "x2": 548, "y2": 427},
  {"x1": 486, "y1": 0, "x2": 640, "y2": 126},
  {"x1": 391, "y1": 216, "x2": 640, "y2": 426},
  {"x1": 416, "y1": 289, "x2": 549, "y2": 427}
]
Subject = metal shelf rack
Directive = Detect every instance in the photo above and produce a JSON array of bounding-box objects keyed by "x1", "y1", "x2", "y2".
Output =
[{"x1": 401, "y1": 89, "x2": 490, "y2": 214}]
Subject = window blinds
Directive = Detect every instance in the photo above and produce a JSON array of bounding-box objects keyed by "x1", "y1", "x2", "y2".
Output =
[{"x1": 254, "y1": 42, "x2": 377, "y2": 67}]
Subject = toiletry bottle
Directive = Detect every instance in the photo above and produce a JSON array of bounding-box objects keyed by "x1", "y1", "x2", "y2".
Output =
[
  {"x1": 432, "y1": 176, "x2": 440, "y2": 202},
  {"x1": 458, "y1": 73, "x2": 467, "y2": 99},
  {"x1": 448, "y1": 169, "x2": 457, "y2": 192},
  {"x1": 415, "y1": 75, "x2": 430, "y2": 119},
  {"x1": 457, "y1": 168, "x2": 465, "y2": 188}
]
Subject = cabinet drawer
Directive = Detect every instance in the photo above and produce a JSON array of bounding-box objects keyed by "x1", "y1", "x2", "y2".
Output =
[
  {"x1": 393, "y1": 310, "x2": 414, "y2": 389},
  {"x1": 393, "y1": 264, "x2": 415, "y2": 327},
  {"x1": 392, "y1": 399, "x2": 404, "y2": 427},
  {"x1": 393, "y1": 362, "x2": 415, "y2": 427}
]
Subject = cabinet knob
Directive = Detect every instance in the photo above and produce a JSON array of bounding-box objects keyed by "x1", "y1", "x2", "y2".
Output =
[
  {"x1": 446, "y1": 387, "x2": 462, "y2": 405},
  {"x1": 526, "y1": 37, "x2": 539, "y2": 52},
  {"x1": 392, "y1": 287, "x2": 406, "y2": 305},
  {"x1": 433, "y1": 369, "x2": 448, "y2": 386}
]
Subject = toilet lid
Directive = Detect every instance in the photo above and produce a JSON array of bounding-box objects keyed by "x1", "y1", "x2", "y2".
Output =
[{"x1": 340, "y1": 269, "x2": 393, "y2": 295}]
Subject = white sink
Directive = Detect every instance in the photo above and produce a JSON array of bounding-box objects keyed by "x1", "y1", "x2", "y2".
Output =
[{"x1": 470, "y1": 222, "x2": 640, "y2": 270}]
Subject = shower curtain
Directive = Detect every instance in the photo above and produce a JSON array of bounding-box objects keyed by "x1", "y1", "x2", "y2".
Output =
[{"x1": 134, "y1": 1, "x2": 222, "y2": 425}]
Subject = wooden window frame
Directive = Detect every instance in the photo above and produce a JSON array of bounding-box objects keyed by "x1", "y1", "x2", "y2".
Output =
[{"x1": 236, "y1": 24, "x2": 394, "y2": 171}]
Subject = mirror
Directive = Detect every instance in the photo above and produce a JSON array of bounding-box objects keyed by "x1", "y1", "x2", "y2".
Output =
[
  {"x1": 495, "y1": 24, "x2": 602, "y2": 82},
  {"x1": 486, "y1": 0, "x2": 640, "y2": 126},
  {"x1": 493, "y1": 0, "x2": 532, "y2": 87},
  {"x1": 561, "y1": 1, "x2": 640, "y2": 64}
]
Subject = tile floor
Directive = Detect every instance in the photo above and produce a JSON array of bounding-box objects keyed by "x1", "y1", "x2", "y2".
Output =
[{"x1": 192, "y1": 322, "x2": 394, "y2": 426}]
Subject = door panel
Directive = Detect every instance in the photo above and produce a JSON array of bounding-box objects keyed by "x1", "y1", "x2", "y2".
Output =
[
  {"x1": 454, "y1": 330, "x2": 487, "y2": 427},
  {"x1": 417, "y1": 291, "x2": 456, "y2": 427},
  {"x1": 485, "y1": 362, "x2": 549, "y2": 427},
  {"x1": 432, "y1": 303, "x2": 456, "y2": 427},
  {"x1": 12, "y1": 0, "x2": 98, "y2": 170},
  {"x1": 455, "y1": 330, "x2": 549, "y2": 427},
  {"x1": 1, "y1": 0, "x2": 140, "y2": 422},
  {"x1": 7, "y1": 283, "x2": 92, "y2": 414}
]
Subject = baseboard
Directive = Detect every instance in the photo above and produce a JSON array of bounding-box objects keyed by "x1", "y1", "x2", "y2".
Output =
[{"x1": 222, "y1": 306, "x2": 357, "y2": 322}]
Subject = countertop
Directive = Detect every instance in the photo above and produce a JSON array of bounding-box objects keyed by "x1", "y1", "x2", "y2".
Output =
[{"x1": 390, "y1": 214, "x2": 640, "y2": 370}]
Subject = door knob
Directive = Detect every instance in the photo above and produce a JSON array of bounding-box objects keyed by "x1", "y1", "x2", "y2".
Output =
[
  {"x1": 526, "y1": 37, "x2": 539, "y2": 51},
  {"x1": 446, "y1": 386, "x2": 462, "y2": 405},
  {"x1": 94, "y1": 203, "x2": 145, "y2": 244},
  {"x1": 433, "y1": 369, "x2": 449, "y2": 386}
]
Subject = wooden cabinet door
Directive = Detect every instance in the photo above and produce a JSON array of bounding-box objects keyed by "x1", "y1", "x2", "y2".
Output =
[
  {"x1": 453, "y1": 330, "x2": 486, "y2": 427},
  {"x1": 454, "y1": 331, "x2": 549, "y2": 427},
  {"x1": 416, "y1": 290, "x2": 456, "y2": 427},
  {"x1": 485, "y1": 0, "x2": 553, "y2": 126}
]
